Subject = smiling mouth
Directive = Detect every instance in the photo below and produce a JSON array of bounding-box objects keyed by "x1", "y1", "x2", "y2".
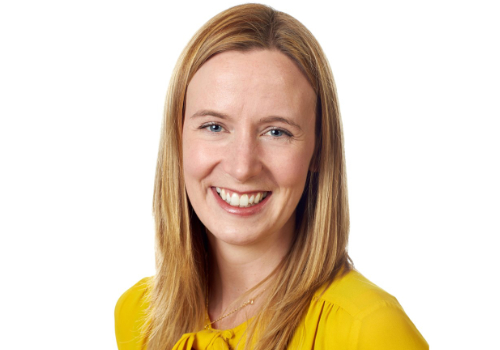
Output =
[{"x1": 215, "y1": 187, "x2": 269, "y2": 208}]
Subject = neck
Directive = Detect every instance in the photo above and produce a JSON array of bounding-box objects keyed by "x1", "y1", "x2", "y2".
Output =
[{"x1": 206, "y1": 221, "x2": 294, "y2": 329}]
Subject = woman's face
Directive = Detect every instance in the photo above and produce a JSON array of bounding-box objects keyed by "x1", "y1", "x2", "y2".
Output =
[{"x1": 182, "y1": 50, "x2": 316, "y2": 248}]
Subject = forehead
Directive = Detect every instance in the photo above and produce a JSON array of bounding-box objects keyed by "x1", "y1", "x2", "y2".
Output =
[{"x1": 185, "y1": 50, "x2": 316, "y2": 120}]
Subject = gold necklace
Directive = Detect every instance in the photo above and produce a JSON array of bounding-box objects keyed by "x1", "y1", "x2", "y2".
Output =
[{"x1": 204, "y1": 289, "x2": 266, "y2": 330}]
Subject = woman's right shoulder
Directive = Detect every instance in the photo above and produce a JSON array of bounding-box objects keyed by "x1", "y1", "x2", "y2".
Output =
[{"x1": 115, "y1": 277, "x2": 153, "y2": 350}]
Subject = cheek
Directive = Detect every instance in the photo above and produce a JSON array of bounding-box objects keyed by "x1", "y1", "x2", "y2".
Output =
[
  {"x1": 183, "y1": 139, "x2": 201, "y2": 182},
  {"x1": 182, "y1": 134, "x2": 217, "y2": 188},
  {"x1": 269, "y1": 146, "x2": 313, "y2": 191}
]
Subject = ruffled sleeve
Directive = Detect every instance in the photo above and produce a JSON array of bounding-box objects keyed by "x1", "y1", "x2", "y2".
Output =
[
  {"x1": 115, "y1": 277, "x2": 151, "y2": 350},
  {"x1": 354, "y1": 301, "x2": 428, "y2": 350},
  {"x1": 289, "y1": 270, "x2": 428, "y2": 349}
]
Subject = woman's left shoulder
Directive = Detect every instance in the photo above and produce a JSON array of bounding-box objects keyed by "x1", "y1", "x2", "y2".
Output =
[
  {"x1": 297, "y1": 269, "x2": 428, "y2": 349},
  {"x1": 317, "y1": 269, "x2": 402, "y2": 315}
]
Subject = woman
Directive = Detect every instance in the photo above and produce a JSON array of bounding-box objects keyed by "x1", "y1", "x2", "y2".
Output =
[{"x1": 115, "y1": 4, "x2": 428, "y2": 350}]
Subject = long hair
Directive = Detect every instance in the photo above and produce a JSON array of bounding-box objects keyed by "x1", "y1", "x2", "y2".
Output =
[{"x1": 146, "y1": 4, "x2": 351, "y2": 349}]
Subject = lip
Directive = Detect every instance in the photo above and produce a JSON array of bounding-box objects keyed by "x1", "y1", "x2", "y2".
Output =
[{"x1": 211, "y1": 187, "x2": 271, "y2": 217}]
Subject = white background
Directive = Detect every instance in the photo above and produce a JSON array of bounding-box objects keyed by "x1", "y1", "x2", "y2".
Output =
[{"x1": 1, "y1": 0, "x2": 499, "y2": 349}]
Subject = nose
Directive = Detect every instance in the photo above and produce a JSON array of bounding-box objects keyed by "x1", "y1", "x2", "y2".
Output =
[{"x1": 222, "y1": 133, "x2": 262, "y2": 183}]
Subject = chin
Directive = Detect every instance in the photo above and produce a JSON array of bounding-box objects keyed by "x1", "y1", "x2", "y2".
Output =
[{"x1": 206, "y1": 226, "x2": 267, "y2": 247}]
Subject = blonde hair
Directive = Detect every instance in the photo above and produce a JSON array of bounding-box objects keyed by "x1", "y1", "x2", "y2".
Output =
[{"x1": 146, "y1": 4, "x2": 351, "y2": 349}]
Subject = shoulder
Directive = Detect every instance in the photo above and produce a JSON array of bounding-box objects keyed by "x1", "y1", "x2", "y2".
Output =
[
  {"x1": 114, "y1": 277, "x2": 152, "y2": 350},
  {"x1": 317, "y1": 269, "x2": 400, "y2": 318},
  {"x1": 308, "y1": 269, "x2": 428, "y2": 349}
]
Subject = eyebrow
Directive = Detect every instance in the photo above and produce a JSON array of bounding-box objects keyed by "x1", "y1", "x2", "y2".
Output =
[
  {"x1": 190, "y1": 109, "x2": 302, "y2": 131},
  {"x1": 259, "y1": 116, "x2": 302, "y2": 131},
  {"x1": 190, "y1": 109, "x2": 230, "y2": 119}
]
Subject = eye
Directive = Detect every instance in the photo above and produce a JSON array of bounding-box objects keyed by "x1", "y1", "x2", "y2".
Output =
[
  {"x1": 264, "y1": 128, "x2": 293, "y2": 138},
  {"x1": 208, "y1": 124, "x2": 223, "y2": 132},
  {"x1": 200, "y1": 123, "x2": 225, "y2": 133}
]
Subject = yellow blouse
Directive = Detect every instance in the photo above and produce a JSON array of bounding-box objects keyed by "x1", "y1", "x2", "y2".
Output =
[{"x1": 115, "y1": 270, "x2": 428, "y2": 349}]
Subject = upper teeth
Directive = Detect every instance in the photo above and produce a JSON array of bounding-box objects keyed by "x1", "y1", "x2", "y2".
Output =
[{"x1": 216, "y1": 187, "x2": 268, "y2": 208}]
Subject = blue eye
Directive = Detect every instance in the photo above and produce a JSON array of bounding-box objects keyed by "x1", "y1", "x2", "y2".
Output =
[
  {"x1": 265, "y1": 128, "x2": 292, "y2": 138},
  {"x1": 209, "y1": 124, "x2": 222, "y2": 132},
  {"x1": 201, "y1": 123, "x2": 224, "y2": 132}
]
